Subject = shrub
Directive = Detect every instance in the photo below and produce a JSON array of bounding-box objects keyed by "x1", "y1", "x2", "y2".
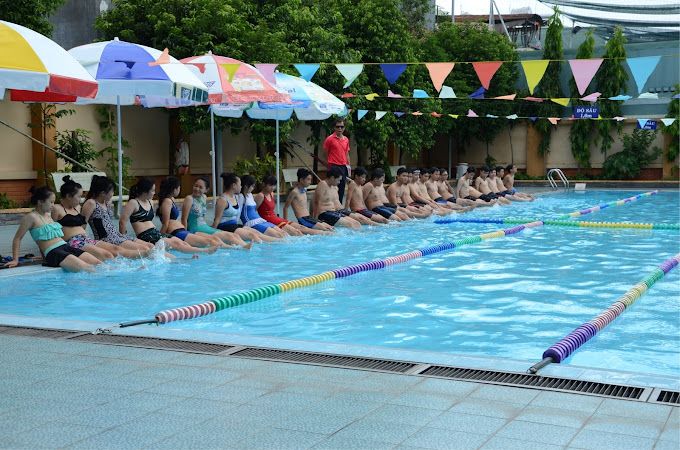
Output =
[{"x1": 602, "y1": 129, "x2": 661, "y2": 179}]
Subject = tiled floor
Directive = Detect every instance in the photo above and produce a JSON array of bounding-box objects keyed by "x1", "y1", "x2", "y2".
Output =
[{"x1": 0, "y1": 334, "x2": 677, "y2": 450}]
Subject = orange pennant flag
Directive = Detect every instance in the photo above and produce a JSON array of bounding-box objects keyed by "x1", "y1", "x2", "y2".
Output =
[
  {"x1": 425, "y1": 63, "x2": 455, "y2": 93},
  {"x1": 340, "y1": 93, "x2": 355, "y2": 98},
  {"x1": 472, "y1": 61, "x2": 503, "y2": 90},
  {"x1": 149, "y1": 48, "x2": 170, "y2": 66},
  {"x1": 548, "y1": 117, "x2": 560, "y2": 125},
  {"x1": 430, "y1": 112, "x2": 443, "y2": 118},
  {"x1": 411, "y1": 111, "x2": 423, "y2": 116}
]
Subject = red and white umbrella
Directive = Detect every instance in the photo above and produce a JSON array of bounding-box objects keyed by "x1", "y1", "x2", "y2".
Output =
[{"x1": 0, "y1": 20, "x2": 97, "y2": 101}]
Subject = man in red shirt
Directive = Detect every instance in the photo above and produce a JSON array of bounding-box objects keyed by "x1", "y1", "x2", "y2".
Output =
[{"x1": 323, "y1": 119, "x2": 351, "y2": 203}]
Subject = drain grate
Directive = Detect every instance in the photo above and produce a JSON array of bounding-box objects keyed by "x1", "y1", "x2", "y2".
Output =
[
  {"x1": 655, "y1": 390, "x2": 680, "y2": 405},
  {"x1": 232, "y1": 347, "x2": 417, "y2": 373},
  {"x1": 70, "y1": 333, "x2": 232, "y2": 354},
  {"x1": 0, "y1": 326, "x2": 82, "y2": 339},
  {"x1": 421, "y1": 365, "x2": 645, "y2": 400}
]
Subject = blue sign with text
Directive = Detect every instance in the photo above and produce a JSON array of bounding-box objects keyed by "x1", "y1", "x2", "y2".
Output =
[
  {"x1": 637, "y1": 120, "x2": 657, "y2": 130},
  {"x1": 573, "y1": 106, "x2": 599, "y2": 119}
]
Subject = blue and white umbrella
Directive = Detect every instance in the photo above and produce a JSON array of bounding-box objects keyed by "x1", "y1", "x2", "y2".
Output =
[{"x1": 212, "y1": 73, "x2": 346, "y2": 212}]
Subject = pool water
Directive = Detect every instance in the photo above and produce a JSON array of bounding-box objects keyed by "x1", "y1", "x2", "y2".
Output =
[{"x1": 2, "y1": 190, "x2": 679, "y2": 377}]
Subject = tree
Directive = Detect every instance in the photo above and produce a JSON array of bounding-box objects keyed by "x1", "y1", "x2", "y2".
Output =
[
  {"x1": 594, "y1": 27, "x2": 628, "y2": 158},
  {"x1": 533, "y1": 7, "x2": 564, "y2": 155},
  {"x1": 1, "y1": 0, "x2": 65, "y2": 36},
  {"x1": 664, "y1": 85, "x2": 679, "y2": 163},
  {"x1": 569, "y1": 30, "x2": 596, "y2": 171}
]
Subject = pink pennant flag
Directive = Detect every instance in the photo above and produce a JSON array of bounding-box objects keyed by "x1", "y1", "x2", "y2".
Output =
[
  {"x1": 494, "y1": 94, "x2": 516, "y2": 100},
  {"x1": 548, "y1": 117, "x2": 560, "y2": 125},
  {"x1": 467, "y1": 109, "x2": 478, "y2": 118},
  {"x1": 425, "y1": 63, "x2": 455, "y2": 93},
  {"x1": 568, "y1": 59, "x2": 603, "y2": 96},
  {"x1": 388, "y1": 90, "x2": 402, "y2": 98},
  {"x1": 472, "y1": 61, "x2": 503, "y2": 90},
  {"x1": 340, "y1": 93, "x2": 355, "y2": 98},
  {"x1": 580, "y1": 92, "x2": 601, "y2": 102},
  {"x1": 254, "y1": 64, "x2": 278, "y2": 85},
  {"x1": 524, "y1": 97, "x2": 544, "y2": 102},
  {"x1": 412, "y1": 111, "x2": 423, "y2": 116},
  {"x1": 430, "y1": 112, "x2": 443, "y2": 118},
  {"x1": 149, "y1": 48, "x2": 170, "y2": 66}
]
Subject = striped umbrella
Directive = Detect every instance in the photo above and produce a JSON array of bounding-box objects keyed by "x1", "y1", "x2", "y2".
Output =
[{"x1": 0, "y1": 20, "x2": 97, "y2": 101}]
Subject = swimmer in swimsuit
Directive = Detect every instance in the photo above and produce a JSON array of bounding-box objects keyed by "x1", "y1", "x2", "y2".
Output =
[
  {"x1": 503, "y1": 164, "x2": 534, "y2": 201},
  {"x1": 237, "y1": 175, "x2": 287, "y2": 240},
  {"x1": 456, "y1": 168, "x2": 495, "y2": 206},
  {"x1": 213, "y1": 173, "x2": 273, "y2": 243},
  {"x1": 283, "y1": 168, "x2": 334, "y2": 233},
  {"x1": 255, "y1": 176, "x2": 327, "y2": 235},
  {"x1": 476, "y1": 167, "x2": 511, "y2": 205},
  {"x1": 489, "y1": 167, "x2": 531, "y2": 202},
  {"x1": 385, "y1": 168, "x2": 431, "y2": 218},
  {"x1": 313, "y1": 167, "x2": 362, "y2": 229},
  {"x1": 346, "y1": 167, "x2": 388, "y2": 224},
  {"x1": 4, "y1": 186, "x2": 100, "y2": 272}
]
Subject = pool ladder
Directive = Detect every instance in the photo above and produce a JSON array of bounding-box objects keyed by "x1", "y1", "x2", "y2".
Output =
[{"x1": 547, "y1": 168, "x2": 570, "y2": 191}]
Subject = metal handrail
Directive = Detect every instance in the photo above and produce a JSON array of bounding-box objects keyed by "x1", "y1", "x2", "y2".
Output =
[{"x1": 547, "y1": 168, "x2": 569, "y2": 191}]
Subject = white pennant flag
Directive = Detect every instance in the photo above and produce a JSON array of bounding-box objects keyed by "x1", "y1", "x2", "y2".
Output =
[
  {"x1": 661, "y1": 118, "x2": 676, "y2": 127},
  {"x1": 375, "y1": 111, "x2": 387, "y2": 121}
]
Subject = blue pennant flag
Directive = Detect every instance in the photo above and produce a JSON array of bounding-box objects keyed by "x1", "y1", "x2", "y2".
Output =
[
  {"x1": 469, "y1": 86, "x2": 486, "y2": 99},
  {"x1": 380, "y1": 64, "x2": 407, "y2": 85},
  {"x1": 357, "y1": 109, "x2": 368, "y2": 121},
  {"x1": 413, "y1": 89, "x2": 429, "y2": 98},
  {"x1": 626, "y1": 56, "x2": 661, "y2": 94},
  {"x1": 294, "y1": 64, "x2": 320, "y2": 81},
  {"x1": 393, "y1": 112, "x2": 405, "y2": 117}
]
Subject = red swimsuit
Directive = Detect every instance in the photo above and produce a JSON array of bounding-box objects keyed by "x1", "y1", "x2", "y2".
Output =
[{"x1": 257, "y1": 193, "x2": 289, "y2": 227}]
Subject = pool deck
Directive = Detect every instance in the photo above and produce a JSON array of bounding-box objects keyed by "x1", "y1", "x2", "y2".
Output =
[{"x1": 1, "y1": 333, "x2": 678, "y2": 450}]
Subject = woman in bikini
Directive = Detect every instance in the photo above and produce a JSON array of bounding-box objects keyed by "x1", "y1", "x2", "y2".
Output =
[
  {"x1": 4, "y1": 186, "x2": 101, "y2": 272},
  {"x1": 255, "y1": 176, "x2": 327, "y2": 236},
  {"x1": 181, "y1": 177, "x2": 257, "y2": 246},
  {"x1": 212, "y1": 173, "x2": 276, "y2": 243},
  {"x1": 120, "y1": 178, "x2": 217, "y2": 254},
  {"x1": 81, "y1": 175, "x2": 154, "y2": 254},
  {"x1": 52, "y1": 176, "x2": 144, "y2": 260}
]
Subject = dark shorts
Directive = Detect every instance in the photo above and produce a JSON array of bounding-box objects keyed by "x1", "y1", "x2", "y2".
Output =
[
  {"x1": 338, "y1": 209, "x2": 352, "y2": 216},
  {"x1": 217, "y1": 222, "x2": 243, "y2": 233},
  {"x1": 503, "y1": 190, "x2": 514, "y2": 196},
  {"x1": 398, "y1": 203, "x2": 407, "y2": 208},
  {"x1": 495, "y1": 191, "x2": 507, "y2": 197},
  {"x1": 171, "y1": 228, "x2": 190, "y2": 241},
  {"x1": 383, "y1": 203, "x2": 398, "y2": 210},
  {"x1": 435, "y1": 198, "x2": 448, "y2": 204},
  {"x1": 446, "y1": 197, "x2": 457, "y2": 203},
  {"x1": 45, "y1": 243, "x2": 84, "y2": 267},
  {"x1": 478, "y1": 194, "x2": 495, "y2": 202},
  {"x1": 137, "y1": 228, "x2": 168, "y2": 244},
  {"x1": 318, "y1": 211, "x2": 343, "y2": 226},
  {"x1": 372, "y1": 206, "x2": 394, "y2": 219},
  {"x1": 298, "y1": 216, "x2": 319, "y2": 229},
  {"x1": 357, "y1": 209, "x2": 375, "y2": 218}
]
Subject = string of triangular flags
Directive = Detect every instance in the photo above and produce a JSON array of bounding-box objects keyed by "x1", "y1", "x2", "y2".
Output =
[
  {"x1": 351, "y1": 108, "x2": 677, "y2": 128},
  {"x1": 279, "y1": 55, "x2": 670, "y2": 97}
]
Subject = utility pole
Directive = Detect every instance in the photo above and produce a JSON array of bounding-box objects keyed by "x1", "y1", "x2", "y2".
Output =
[
  {"x1": 489, "y1": 0, "x2": 494, "y2": 30},
  {"x1": 451, "y1": 0, "x2": 455, "y2": 22}
]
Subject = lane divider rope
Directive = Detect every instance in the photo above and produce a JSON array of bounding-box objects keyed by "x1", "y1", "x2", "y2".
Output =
[{"x1": 435, "y1": 217, "x2": 678, "y2": 230}]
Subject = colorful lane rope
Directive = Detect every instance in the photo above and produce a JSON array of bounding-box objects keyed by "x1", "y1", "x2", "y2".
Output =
[
  {"x1": 434, "y1": 217, "x2": 679, "y2": 231},
  {"x1": 529, "y1": 254, "x2": 680, "y2": 373},
  {"x1": 556, "y1": 191, "x2": 657, "y2": 220},
  {"x1": 151, "y1": 191, "x2": 658, "y2": 325}
]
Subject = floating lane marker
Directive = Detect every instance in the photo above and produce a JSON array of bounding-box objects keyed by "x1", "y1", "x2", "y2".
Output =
[
  {"x1": 528, "y1": 253, "x2": 680, "y2": 374},
  {"x1": 436, "y1": 217, "x2": 679, "y2": 231},
  {"x1": 152, "y1": 192, "x2": 660, "y2": 325},
  {"x1": 557, "y1": 191, "x2": 657, "y2": 219}
]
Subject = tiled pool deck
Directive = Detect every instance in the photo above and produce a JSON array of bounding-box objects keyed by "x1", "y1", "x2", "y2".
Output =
[{"x1": 0, "y1": 334, "x2": 678, "y2": 450}]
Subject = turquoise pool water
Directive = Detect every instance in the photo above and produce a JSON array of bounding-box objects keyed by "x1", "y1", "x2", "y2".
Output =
[{"x1": 2, "y1": 190, "x2": 679, "y2": 377}]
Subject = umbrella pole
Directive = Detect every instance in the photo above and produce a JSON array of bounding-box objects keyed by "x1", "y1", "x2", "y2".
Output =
[
  {"x1": 275, "y1": 118, "x2": 280, "y2": 216},
  {"x1": 210, "y1": 108, "x2": 217, "y2": 205},
  {"x1": 116, "y1": 96, "x2": 123, "y2": 216}
]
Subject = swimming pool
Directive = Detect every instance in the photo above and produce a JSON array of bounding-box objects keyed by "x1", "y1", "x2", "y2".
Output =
[{"x1": 2, "y1": 190, "x2": 679, "y2": 378}]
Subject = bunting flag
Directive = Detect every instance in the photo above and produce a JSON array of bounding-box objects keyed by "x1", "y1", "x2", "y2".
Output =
[
  {"x1": 375, "y1": 111, "x2": 387, "y2": 121},
  {"x1": 364, "y1": 93, "x2": 379, "y2": 101},
  {"x1": 548, "y1": 117, "x2": 560, "y2": 125},
  {"x1": 413, "y1": 89, "x2": 429, "y2": 98},
  {"x1": 220, "y1": 63, "x2": 240, "y2": 82},
  {"x1": 614, "y1": 116, "x2": 625, "y2": 121},
  {"x1": 529, "y1": 117, "x2": 539, "y2": 123},
  {"x1": 448, "y1": 114, "x2": 459, "y2": 119},
  {"x1": 608, "y1": 94, "x2": 631, "y2": 101},
  {"x1": 627, "y1": 56, "x2": 661, "y2": 93},
  {"x1": 439, "y1": 86, "x2": 456, "y2": 98},
  {"x1": 294, "y1": 63, "x2": 320, "y2": 81},
  {"x1": 380, "y1": 63, "x2": 407, "y2": 85},
  {"x1": 506, "y1": 114, "x2": 518, "y2": 119},
  {"x1": 580, "y1": 92, "x2": 601, "y2": 102},
  {"x1": 357, "y1": 109, "x2": 368, "y2": 120},
  {"x1": 521, "y1": 60, "x2": 549, "y2": 95},
  {"x1": 661, "y1": 118, "x2": 676, "y2": 126},
  {"x1": 674, "y1": 94, "x2": 680, "y2": 99},
  {"x1": 340, "y1": 92, "x2": 355, "y2": 98},
  {"x1": 568, "y1": 58, "x2": 603, "y2": 95},
  {"x1": 637, "y1": 119, "x2": 650, "y2": 128},
  {"x1": 551, "y1": 98, "x2": 570, "y2": 106},
  {"x1": 388, "y1": 90, "x2": 402, "y2": 98},
  {"x1": 431, "y1": 112, "x2": 443, "y2": 118},
  {"x1": 412, "y1": 111, "x2": 423, "y2": 116},
  {"x1": 467, "y1": 109, "x2": 478, "y2": 117},
  {"x1": 472, "y1": 61, "x2": 503, "y2": 90},
  {"x1": 254, "y1": 63, "x2": 277, "y2": 85},
  {"x1": 469, "y1": 87, "x2": 485, "y2": 99},
  {"x1": 336, "y1": 64, "x2": 363, "y2": 88},
  {"x1": 638, "y1": 92, "x2": 659, "y2": 99},
  {"x1": 494, "y1": 94, "x2": 516, "y2": 100},
  {"x1": 524, "y1": 97, "x2": 544, "y2": 102},
  {"x1": 394, "y1": 112, "x2": 405, "y2": 117},
  {"x1": 148, "y1": 48, "x2": 170, "y2": 66},
  {"x1": 425, "y1": 62, "x2": 455, "y2": 92},
  {"x1": 486, "y1": 114, "x2": 498, "y2": 118}
]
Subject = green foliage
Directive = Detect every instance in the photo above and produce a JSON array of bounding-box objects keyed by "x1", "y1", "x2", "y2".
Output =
[
  {"x1": 95, "y1": 106, "x2": 135, "y2": 187},
  {"x1": 0, "y1": 193, "x2": 18, "y2": 210},
  {"x1": 533, "y1": 7, "x2": 564, "y2": 156},
  {"x1": 1, "y1": 0, "x2": 65, "y2": 36},
  {"x1": 595, "y1": 27, "x2": 628, "y2": 157},
  {"x1": 665, "y1": 85, "x2": 679, "y2": 162},
  {"x1": 232, "y1": 153, "x2": 276, "y2": 183},
  {"x1": 55, "y1": 129, "x2": 98, "y2": 171},
  {"x1": 569, "y1": 30, "x2": 596, "y2": 170},
  {"x1": 602, "y1": 129, "x2": 661, "y2": 179}
]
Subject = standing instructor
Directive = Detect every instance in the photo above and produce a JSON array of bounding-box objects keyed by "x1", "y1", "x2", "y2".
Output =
[{"x1": 323, "y1": 119, "x2": 351, "y2": 203}]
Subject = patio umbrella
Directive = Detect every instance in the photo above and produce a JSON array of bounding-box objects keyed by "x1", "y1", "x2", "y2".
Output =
[
  {"x1": 181, "y1": 52, "x2": 289, "y2": 201},
  {"x1": 63, "y1": 39, "x2": 208, "y2": 212},
  {"x1": 212, "y1": 72, "x2": 347, "y2": 213},
  {"x1": 0, "y1": 20, "x2": 97, "y2": 101}
]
